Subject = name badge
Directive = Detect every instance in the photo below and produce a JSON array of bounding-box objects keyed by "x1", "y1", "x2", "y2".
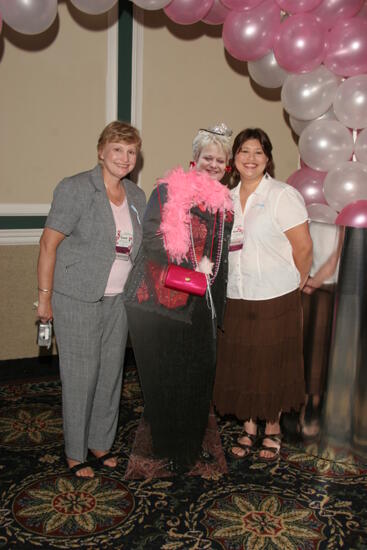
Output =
[
  {"x1": 229, "y1": 224, "x2": 244, "y2": 252},
  {"x1": 116, "y1": 232, "x2": 133, "y2": 260}
]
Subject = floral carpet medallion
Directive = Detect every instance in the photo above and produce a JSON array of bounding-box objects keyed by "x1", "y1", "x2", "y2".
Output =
[
  {"x1": 0, "y1": 403, "x2": 63, "y2": 450},
  {"x1": 202, "y1": 492, "x2": 324, "y2": 549},
  {"x1": 12, "y1": 474, "x2": 134, "y2": 537}
]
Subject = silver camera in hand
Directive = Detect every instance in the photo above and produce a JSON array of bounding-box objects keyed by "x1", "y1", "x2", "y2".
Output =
[{"x1": 37, "y1": 321, "x2": 53, "y2": 349}]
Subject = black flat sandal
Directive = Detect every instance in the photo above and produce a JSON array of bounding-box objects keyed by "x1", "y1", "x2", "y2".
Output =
[
  {"x1": 91, "y1": 451, "x2": 118, "y2": 469},
  {"x1": 68, "y1": 461, "x2": 95, "y2": 477}
]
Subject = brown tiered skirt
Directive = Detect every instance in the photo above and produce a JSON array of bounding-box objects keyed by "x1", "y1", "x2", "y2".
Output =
[{"x1": 213, "y1": 290, "x2": 305, "y2": 423}]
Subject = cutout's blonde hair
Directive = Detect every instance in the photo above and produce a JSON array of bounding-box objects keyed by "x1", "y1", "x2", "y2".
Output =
[{"x1": 192, "y1": 123, "x2": 232, "y2": 162}]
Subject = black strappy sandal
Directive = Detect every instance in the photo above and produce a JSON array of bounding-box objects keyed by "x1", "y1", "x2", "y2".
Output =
[
  {"x1": 258, "y1": 433, "x2": 282, "y2": 462},
  {"x1": 230, "y1": 430, "x2": 257, "y2": 460}
]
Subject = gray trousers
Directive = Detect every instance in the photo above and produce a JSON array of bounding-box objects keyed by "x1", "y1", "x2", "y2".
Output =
[{"x1": 52, "y1": 291, "x2": 128, "y2": 462}]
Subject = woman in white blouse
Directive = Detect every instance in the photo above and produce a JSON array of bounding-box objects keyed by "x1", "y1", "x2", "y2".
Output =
[{"x1": 213, "y1": 128, "x2": 312, "y2": 461}]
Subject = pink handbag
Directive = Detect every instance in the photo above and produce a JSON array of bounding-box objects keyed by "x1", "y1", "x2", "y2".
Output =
[
  {"x1": 157, "y1": 184, "x2": 208, "y2": 297},
  {"x1": 163, "y1": 264, "x2": 207, "y2": 296}
]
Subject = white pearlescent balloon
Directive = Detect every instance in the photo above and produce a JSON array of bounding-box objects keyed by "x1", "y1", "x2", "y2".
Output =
[
  {"x1": 333, "y1": 75, "x2": 367, "y2": 130},
  {"x1": 355, "y1": 128, "x2": 367, "y2": 164},
  {"x1": 248, "y1": 50, "x2": 288, "y2": 89},
  {"x1": 299, "y1": 119, "x2": 354, "y2": 172},
  {"x1": 289, "y1": 107, "x2": 337, "y2": 136},
  {"x1": 281, "y1": 65, "x2": 340, "y2": 121},
  {"x1": 70, "y1": 0, "x2": 118, "y2": 15},
  {"x1": 324, "y1": 161, "x2": 367, "y2": 212},
  {"x1": 0, "y1": 0, "x2": 57, "y2": 34},
  {"x1": 133, "y1": 0, "x2": 172, "y2": 10},
  {"x1": 307, "y1": 203, "x2": 337, "y2": 224}
]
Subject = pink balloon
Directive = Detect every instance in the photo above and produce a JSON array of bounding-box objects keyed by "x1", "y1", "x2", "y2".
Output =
[
  {"x1": 273, "y1": 14, "x2": 326, "y2": 73},
  {"x1": 336, "y1": 200, "x2": 367, "y2": 227},
  {"x1": 275, "y1": 0, "x2": 322, "y2": 14},
  {"x1": 164, "y1": 0, "x2": 213, "y2": 24},
  {"x1": 324, "y1": 18, "x2": 367, "y2": 77},
  {"x1": 202, "y1": 0, "x2": 230, "y2": 24},
  {"x1": 287, "y1": 166, "x2": 328, "y2": 205},
  {"x1": 310, "y1": 0, "x2": 363, "y2": 30},
  {"x1": 222, "y1": 0, "x2": 281, "y2": 61},
  {"x1": 221, "y1": 0, "x2": 263, "y2": 9}
]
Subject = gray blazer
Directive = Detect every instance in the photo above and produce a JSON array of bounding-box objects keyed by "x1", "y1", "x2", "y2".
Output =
[{"x1": 46, "y1": 164, "x2": 146, "y2": 302}]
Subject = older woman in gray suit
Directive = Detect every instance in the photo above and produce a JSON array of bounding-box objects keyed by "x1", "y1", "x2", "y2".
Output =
[{"x1": 37, "y1": 121, "x2": 146, "y2": 478}]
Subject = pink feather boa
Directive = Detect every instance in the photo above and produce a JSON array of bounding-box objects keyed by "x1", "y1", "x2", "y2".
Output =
[{"x1": 157, "y1": 167, "x2": 233, "y2": 263}]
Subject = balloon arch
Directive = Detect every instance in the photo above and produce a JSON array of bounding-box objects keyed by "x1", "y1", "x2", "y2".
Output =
[{"x1": 1, "y1": 0, "x2": 367, "y2": 224}]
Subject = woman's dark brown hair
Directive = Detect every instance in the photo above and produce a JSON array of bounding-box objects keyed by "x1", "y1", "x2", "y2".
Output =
[{"x1": 229, "y1": 127, "x2": 275, "y2": 188}]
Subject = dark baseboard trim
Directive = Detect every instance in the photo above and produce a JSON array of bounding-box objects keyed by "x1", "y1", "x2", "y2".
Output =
[
  {"x1": 0, "y1": 355, "x2": 60, "y2": 383},
  {"x1": 0, "y1": 347, "x2": 135, "y2": 384}
]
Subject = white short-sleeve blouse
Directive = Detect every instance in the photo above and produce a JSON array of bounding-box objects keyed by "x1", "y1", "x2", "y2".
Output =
[{"x1": 227, "y1": 174, "x2": 308, "y2": 301}]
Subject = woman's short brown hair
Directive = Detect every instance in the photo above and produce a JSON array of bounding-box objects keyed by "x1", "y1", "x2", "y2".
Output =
[{"x1": 97, "y1": 121, "x2": 142, "y2": 152}]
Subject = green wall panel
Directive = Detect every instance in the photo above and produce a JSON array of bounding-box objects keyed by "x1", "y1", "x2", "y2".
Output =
[
  {"x1": 118, "y1": 0, "x2": 133, "y2": 123},
  {"x1": 0, "y1": 217, "x2": 47, "y2": 230}
]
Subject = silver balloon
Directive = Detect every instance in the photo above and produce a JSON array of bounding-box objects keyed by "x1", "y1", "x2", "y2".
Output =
[
  {"x1": 355, "y1": 128, "x2": 367, "y2": 164},
  {"x1": 289, "y1": 106, "x2": 337, "y2": 136},
  {"x1": 324, "y1": 161, "x2": 367, "y2": 212},
  {"x1": 289, "y1": 116, "x2": 310, "y2": 136},
  {"x1": 0, "y1": 0, "x2": 57, "y2": 34},
  {"x1": 299, "y1": 119, "x2": 354, "y2": 172},
  {"x1": 281, "y1": 65, "x2": 341, "y2": 121},
  {"x1": 70, "y1": 0, "x2": 118, "y2": 15},
  {"x1": 133, "y1": 0, "x2": 172, "y2": 9},
  {"x1": 333, "y1": 75, "x2": 367, "y2": 130},
  {"x1": 248, "y1": 50, "x2": 288, "y2": 89},
  {"x1": 307, "y1": 203, "x2": 337, "y2": 224}
]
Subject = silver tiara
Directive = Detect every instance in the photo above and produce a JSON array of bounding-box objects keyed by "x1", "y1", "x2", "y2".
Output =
[{"x1": 199, "y1": 123, "x2": 232, "y2": 138}]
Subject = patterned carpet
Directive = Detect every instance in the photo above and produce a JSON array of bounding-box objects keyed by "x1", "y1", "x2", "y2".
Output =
[{"x1": 0, "y1": 351, "x2": 366, "y2": 549}]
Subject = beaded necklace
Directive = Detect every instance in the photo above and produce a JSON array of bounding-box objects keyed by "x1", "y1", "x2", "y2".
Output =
[{"x1": 188, "y1": 210, "x2": 225, "y2": 286}]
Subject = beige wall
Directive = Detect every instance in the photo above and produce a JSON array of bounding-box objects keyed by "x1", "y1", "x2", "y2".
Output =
[
  {"x1": 0, "y1": 246, "x2": 50, "y2": 359},
  {"x1": 138, "y1": 10, "x2": 299, "y2": 198},
  {"x1": 0, "y1": 4, "x2": 110, "y2": 360},
  {"x1": 0, "y1": 4, "x2": 109, "y2": 204}
]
